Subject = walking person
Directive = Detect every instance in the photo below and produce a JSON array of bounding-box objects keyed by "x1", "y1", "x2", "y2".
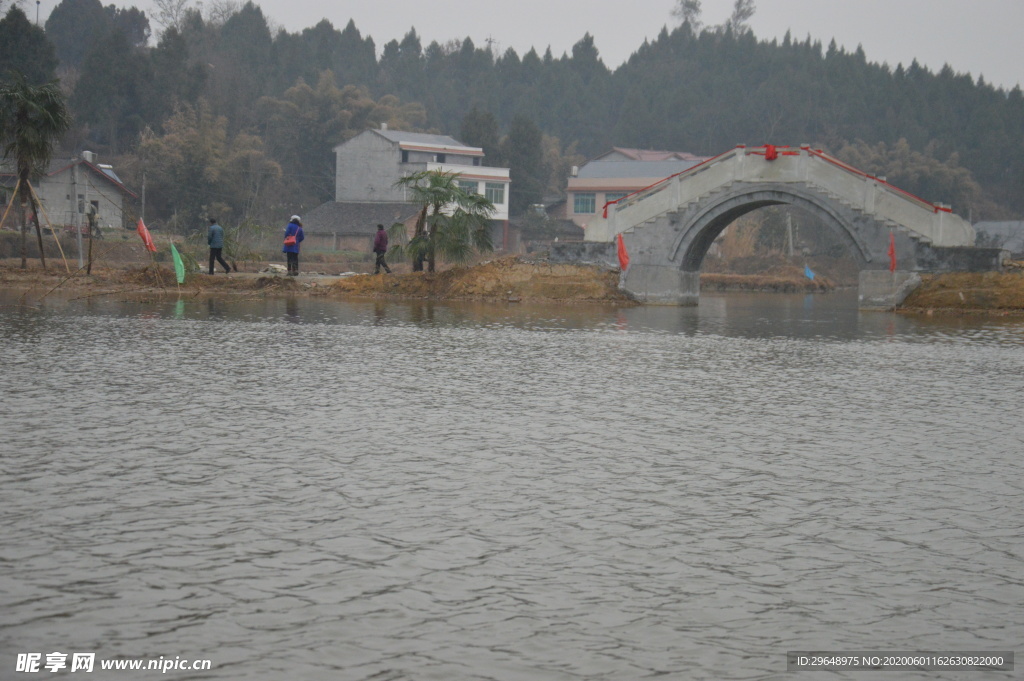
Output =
[
  {"x1": 373, "y1": 223, "x2": 391, "y2": 274},
  {"x1": 283, "y1": 215, "x2": 304, "y2": 276},
  {"x1": 207, "y1": 217, "x2": 231, "y2": 274}
]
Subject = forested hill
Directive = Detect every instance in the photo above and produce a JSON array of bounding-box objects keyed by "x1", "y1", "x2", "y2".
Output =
[{"x1": 3, "y1": 0, "x2": 1022, "y2": 228}]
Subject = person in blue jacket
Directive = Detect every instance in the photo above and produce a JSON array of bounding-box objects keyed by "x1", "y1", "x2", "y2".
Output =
[
  {"x1": 283, "y1": 215, "x2": 304, "y2": 276},
  {"x1": 207, "y1": 217, "x2": 231, "y2": 274}
]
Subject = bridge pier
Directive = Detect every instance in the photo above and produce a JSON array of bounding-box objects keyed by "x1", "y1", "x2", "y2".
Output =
[
  {"x1": 857, "y1": 270, "x2": 922, "y2": 309},
  {"x1": 618, "y1": 265, "x2": 926, "y2": 309},
  {"x1": 620, "y1": 265, "x2": 700, "y2": 305}
]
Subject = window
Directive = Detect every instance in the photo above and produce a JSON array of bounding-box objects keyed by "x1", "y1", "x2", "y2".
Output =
[
  {"x1": 401, "y1": 150, "x2": 409, "y2": 163},
  {"x1": 485, "y1": 182, "x2": 505, "y2": 204},
  {"x1": 458, "y1": 180, "x2": 478, "y2": 194},
  {"x1": 604, "y1": 192, "x2": 629, "y2": 204},
  {"x1": 473, "y1": 158, "x2": 481, "y2": 166},
  {"x1": 573, "y1": 192, "x2": 596, "y2": 214},
  {"x1": 436, "y1": 153, "x2": 446, "y2": 163}
]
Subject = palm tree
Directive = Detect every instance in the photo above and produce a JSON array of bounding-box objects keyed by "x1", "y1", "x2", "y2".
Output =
[
  {"x1": 393, "y1": 170, "x2": 495, "y2": 272},
  {"x1": 0, "y1": 71, "x2": 72, "y2": 269}
]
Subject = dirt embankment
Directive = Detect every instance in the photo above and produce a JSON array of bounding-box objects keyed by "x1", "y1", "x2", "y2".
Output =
[
  {"x1": 700, "y1": 252, "x2": 856, "y2": 293},
  {"x1": 329, "y1": 257, "x2": 634, "y2": 303},
  {"x1": 0, "y1": 258, "x2": 634, "y2": 305},
  {"x1": 700, "y1": 271, "x2": 835, "y2": 293},
  {"x1": 5, "y1": 257, "x2": 1024, "y2": 312},
  {"x1": 898, "y1": 268, "x2": 1024, "y2": 314},
  {"x1": 0, "y1": 263, "x2": 306, "y2": 301}
]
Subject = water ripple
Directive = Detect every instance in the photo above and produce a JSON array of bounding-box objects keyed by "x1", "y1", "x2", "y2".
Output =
[{"x1": 1, "y1": 293, "x2": 1022, "y2": 680}]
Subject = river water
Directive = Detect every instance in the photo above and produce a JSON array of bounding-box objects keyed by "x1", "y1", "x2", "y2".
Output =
[{"x1": 1, "y1": 290, "x2": 1021, "y2": 680}]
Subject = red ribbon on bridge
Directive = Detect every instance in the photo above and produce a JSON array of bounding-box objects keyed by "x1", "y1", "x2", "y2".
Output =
[
  {"x1": 764, "y1": 144, "x2": 778, "y2": 161},
  {"x1": 888, "y1": 232, "x2": 897, "y2": 272},
  {"x1": 617, "y1": 233, "x2": 630, "y2": 271}
]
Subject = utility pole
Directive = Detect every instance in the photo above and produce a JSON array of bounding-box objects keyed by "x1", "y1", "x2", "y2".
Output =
[
  {"x1": 36, "y1": 1, "x2": 40, "y2": 25},
  {"x1": 786, "y1": 213, "x2": 794, "y2": 257},
  {"x1": 72, "y1": 161, "x2": 83, "y2": 268},
  {"x1": 83, "y1": 157, "x2": 91, "y2": 264}
]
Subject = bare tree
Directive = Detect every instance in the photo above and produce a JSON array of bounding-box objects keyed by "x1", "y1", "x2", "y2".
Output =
[
  {"x1": 726, "y1": 0, "x2": 756, "y2": 33},
  {"x1": 671, "y1": 0, "x2": 703, "y2": 31},
  {"x1": 151, "y1": 0, "x2": 191, "y2": 33},
  {"x1": 205, "y1": 0, "x2": 240, "y2": 27}
]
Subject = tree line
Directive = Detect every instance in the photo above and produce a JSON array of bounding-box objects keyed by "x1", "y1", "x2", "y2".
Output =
[{"x1": 1, "y1": 0, "x2": 1021, "y2": 233}]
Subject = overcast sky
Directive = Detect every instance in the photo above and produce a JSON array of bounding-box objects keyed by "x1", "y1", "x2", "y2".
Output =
[{"x1": 37, "y1": 0, "x2": 1024, "y2": 91}]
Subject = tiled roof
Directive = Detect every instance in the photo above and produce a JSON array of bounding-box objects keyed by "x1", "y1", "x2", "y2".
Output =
[
  {"x1": 46, "y1": 159, "x2": 138, "y2": 198},
  {"x1": 577, "y1": 159, "x2": 705, "y2": 179},
  {"x1": 599, "y1": 148, "x2": 708, "y2": 162},
  {"x1": 303, "y1": 201, "x2": 421, "y2": 235},
  {"x1": 374, "y1": 129, "x2": 470, "y2": 149}
]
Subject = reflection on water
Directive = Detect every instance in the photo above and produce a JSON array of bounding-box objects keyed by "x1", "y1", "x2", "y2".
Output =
[
  {"x1": 10, "y1": 288, "x2": 1024, "y2": 344},
  {"x1": 1, "y1": 290, "x2": 1022, "y2": 680}
]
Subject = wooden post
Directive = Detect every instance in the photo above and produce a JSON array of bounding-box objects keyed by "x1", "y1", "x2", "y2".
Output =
[
  {"x1": 28, "y1": 181, "x2": 70, "y2": 273},
  {"x1": 29, "y1": 189, "x2": 47, "y2": 271},
  {"x1": 0, "y1": 179, "x2": 20, "y2": 232},
  {"x1": 87, "y1": 220, "x2": 94, "y2": 274}
]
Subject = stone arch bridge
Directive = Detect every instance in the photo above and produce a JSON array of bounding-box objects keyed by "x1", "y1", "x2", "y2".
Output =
[{"x1": 591, "y1": 145, "x2": 1004, "y2": 307}]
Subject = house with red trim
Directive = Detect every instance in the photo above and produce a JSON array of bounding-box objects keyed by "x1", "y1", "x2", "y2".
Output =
[
  {"x1": 305, "y1": 126, "x2": 515, "y2": 252},
  {"x1": 566, "y1": 148, "x2": 708, "y2": 239}
]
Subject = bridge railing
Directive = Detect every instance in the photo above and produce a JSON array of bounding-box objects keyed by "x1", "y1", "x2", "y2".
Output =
[
  {"x1": 603, "y1": 145, "x2": 974, "y2": 247},
  {"x1": 596, "y1": 148, "x2": 743, "y2": 241},
  {"x1": 799, "y1": 147, "x2": 973, "y2": 246}
]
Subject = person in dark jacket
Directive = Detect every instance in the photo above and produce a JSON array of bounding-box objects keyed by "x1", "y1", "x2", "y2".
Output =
[
  {"x1": 207, "y1": 217, "x2": 231, "y2": 274},
  {"x1": 283, "y1": 215, "x2": 304, "y2": 276},
  {"x1": 373, "y1": 223, "x2": 391, "y2": 274}
]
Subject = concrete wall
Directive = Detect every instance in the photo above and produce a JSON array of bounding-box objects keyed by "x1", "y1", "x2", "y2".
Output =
[
  {"x1": 302, "y1": 233, "x2": 374, "y2": 252},
  {"x1": 335, "y1": 132, "x2": 407, "y2": 202},
  {"x1": 549, "y1": 241, "x2": 618, "y2": 268},
  {"x1": 36, "y1": 167, "x2": 127, "y2": 231},
  {"x1": 858, "y1": 271, "x2": 922, "y2": 309},
  {"x1": 915, "y1": 246, "x2": 1007, "y2": 272}
]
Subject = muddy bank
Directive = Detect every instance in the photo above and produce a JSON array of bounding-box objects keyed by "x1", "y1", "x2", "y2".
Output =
[
  {"x1": 898, "y1": 269, "x2": 1024, "y2": 314},
  {"x1": 0, "y1": 258, "x2": 634, "y2": 305},
  {"x1": 6, "y1": 258, "x2": 1022, "y2": 312},
  {"x1": 329, "y1": 257, "x2": 635, "y2": 303},
  {"x1": 0, "y1": 263, "x2": 309, "y2": 303},
  {"x1": 700, "y1": 272, "x2": 835, "y2": 293}
]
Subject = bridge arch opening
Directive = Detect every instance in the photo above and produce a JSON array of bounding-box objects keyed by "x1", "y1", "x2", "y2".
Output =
[{"x1": 671, "y1": 186, "x2": 873, "y2": 273}]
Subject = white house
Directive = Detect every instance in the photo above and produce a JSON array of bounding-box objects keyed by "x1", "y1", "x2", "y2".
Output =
[
  {"x1": 333, "y1": 127, "x2": 511, "y2": 222},
  {"x1": 36, "y1": 154, "x2": 137, "y2": 232}
]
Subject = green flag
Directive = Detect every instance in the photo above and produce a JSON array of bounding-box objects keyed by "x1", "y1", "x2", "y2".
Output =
[{"x1": 170, "y1": 242, "x2": 186, "y2": 284}]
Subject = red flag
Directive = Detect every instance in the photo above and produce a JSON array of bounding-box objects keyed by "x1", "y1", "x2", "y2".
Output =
[
  {"x1": 616, "y1": 233, "x2": 630, "y2": 271},
  {"x1": 888, "y1": 231, "x2": 897, "y2": 272},
  {"x1": 136, "y1": 218, "x2": 157, "y2": 253}
]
